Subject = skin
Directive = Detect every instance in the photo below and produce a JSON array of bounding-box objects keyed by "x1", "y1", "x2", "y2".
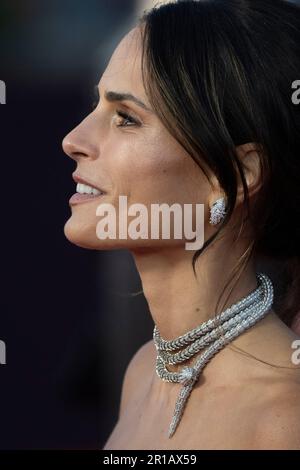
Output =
[{"x1": 62, "y1": 26, "x2": 300, "y2": 449}]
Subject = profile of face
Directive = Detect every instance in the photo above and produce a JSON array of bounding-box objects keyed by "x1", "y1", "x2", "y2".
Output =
[{"x1": 62, "y1": 26, "x2": 214, "y2": 252}]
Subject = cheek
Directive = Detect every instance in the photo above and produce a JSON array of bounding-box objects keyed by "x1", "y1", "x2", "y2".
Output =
[{"x1": 112, "y1": 145, "x2": 207, "y2": 207}]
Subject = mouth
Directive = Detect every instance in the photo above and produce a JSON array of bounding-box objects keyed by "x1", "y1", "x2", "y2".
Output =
[{"x1": 69, "y1": 173, "x2": 106, "y2": 205}]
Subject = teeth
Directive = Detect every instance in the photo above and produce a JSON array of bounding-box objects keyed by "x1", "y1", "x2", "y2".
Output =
[
  {"x1": 76, "y1": 183, "x2": 102, "y2": 196},
  {"x1": 91, "y1": 188, "x2": 101, "y2": 195}
]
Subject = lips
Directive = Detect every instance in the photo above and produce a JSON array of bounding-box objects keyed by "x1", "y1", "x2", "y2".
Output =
[
  {"x1": 72, "y1": 172, "x2": 105, "y2": 193},
  {"x1": 69, "y1": 172, "x2": 107, "y2": 205}
]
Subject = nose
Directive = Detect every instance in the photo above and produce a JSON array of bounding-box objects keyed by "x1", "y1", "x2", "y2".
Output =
[
  {"x1": 62, "y1": 119, "x2": 98, "y2": 162},
  {"x1": 62, "y1": 130, "x2": 89, "y2": 162}
]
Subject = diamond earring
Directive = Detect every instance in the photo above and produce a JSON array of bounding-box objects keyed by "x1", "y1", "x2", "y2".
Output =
[{"x1": 209, "y1": 197, "x2": 227, "y2": 225}]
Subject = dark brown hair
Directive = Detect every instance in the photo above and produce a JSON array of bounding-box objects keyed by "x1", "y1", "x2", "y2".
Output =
[{"x1": 138, "y1": 0, "x2": 300, "y2": 326}]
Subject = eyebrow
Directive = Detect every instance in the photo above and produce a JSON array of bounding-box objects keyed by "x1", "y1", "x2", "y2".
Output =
[{"x1": 94, "y1": 85, "x2": 153, "y2": 113}]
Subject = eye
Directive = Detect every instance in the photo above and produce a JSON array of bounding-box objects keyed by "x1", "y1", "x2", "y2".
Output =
[
  {"x1": 90, "y1": 95, "x2": 140, "y2": 127},
  {"x1": 114, "y1": 110, "x2": 139, "y2": 127}
]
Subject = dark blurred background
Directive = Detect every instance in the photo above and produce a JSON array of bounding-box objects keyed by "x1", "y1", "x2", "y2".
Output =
[
  {"x1": 0, "y1": 0, "x2": 155, "y2": 449},
  {"x1": 0, "y1": 0, "x2": 300, "y2": 451}
]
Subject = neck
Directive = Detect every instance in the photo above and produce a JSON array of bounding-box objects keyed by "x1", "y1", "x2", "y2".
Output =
[{"x1": 131, "y1": 240, "x2": 258, "y2": 344}]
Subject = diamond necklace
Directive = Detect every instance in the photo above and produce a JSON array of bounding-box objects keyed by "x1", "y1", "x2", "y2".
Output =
[{"x1": 153, "y1": 272, "x2": 274, "y2": 438}]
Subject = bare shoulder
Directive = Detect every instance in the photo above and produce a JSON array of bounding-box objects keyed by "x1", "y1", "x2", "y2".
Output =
[
  {"x1": 119, "y1": 339, "x2": 155, "y2": 418},
  {"x1": 253, "y1": 379, "x2": 300, "y2": 449},
  {"x1": 252, "y1": 315, "x2": 300, "y2": 448}
]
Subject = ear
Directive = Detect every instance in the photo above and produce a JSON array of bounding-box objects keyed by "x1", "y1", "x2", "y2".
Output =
[
  {"x1": 207, "y1": 142, "x2": 263, "y2": 210},
  {"x1": 235, "y1": 142, "x2": 263, "y2": 203},
  {"x1": 207, "y1": 173, "x2": 225, "y2": 209}
]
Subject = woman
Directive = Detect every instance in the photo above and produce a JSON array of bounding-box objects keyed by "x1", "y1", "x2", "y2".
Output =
[{"x1": 62, "y1": 0, "x2": 300, "y2": 450}]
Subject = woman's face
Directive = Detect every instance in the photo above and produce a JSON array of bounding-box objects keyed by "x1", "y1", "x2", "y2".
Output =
[{"x1": 62, "y1": 26, "x2": 212, "y2": 251}]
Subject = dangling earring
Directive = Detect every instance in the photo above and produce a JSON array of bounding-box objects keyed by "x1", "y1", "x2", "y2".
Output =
[{"x1": 209, "y1": 197, "x2": 227, "y2": 225}]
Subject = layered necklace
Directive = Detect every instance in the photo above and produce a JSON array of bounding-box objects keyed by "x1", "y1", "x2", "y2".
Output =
[{"x1": 153, "y1": 272, "x2": 274, "y2": 438}]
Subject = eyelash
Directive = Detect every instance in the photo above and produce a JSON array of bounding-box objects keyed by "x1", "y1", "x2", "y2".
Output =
[
  {"x1": 115, "y1": 109, "x2": 138, "y2": 127},
  {"x1": 91, "y1": 100, "x2": 139, "y2": 127}
]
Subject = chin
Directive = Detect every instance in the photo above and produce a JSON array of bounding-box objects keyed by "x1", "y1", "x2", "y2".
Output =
[
  {"x1": 63, "y1": 217, "x2": 130, "y2": 251},
  {"x1": 63, "y1": 219, "x2": 97, "y2": 249},
  {"x1": 63, "y1": 213, "x2": 111, "y2": 249},
  {"x1": 63, "y1": 214, "x2": 187, "y2": 251}
]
